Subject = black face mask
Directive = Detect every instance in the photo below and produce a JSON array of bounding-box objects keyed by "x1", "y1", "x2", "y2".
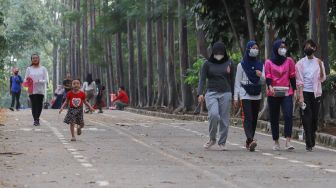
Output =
[{"x1": 304, "y1": 48, "x2": 315, "y2": 56}]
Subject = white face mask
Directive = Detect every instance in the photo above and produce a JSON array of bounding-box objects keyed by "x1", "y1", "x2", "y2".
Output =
[
  {"x1": 214, "y1": 55, "x2": 224, "y2": 61},
  {"x1": 249, "y1": 49, "x2": 259, "y2": 57},
  {"x1": 278, "y1": 48, "x2": 287, "y2": 57}
]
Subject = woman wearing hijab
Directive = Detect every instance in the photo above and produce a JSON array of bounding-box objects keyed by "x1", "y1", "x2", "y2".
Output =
[
  {"x1": 265, "y1": 39, "x2": 296, "y2": 151},
  {"x1": 296, "y1": 39, "x2": 326, "y2": 152},
  {"x1": 197, "y1": 42, "x2": 235, "y2": 150},
  {"x1": 234, "y1": 41, "x2": 264, "y2": 152},
  {"x1": 24, "y1": 53, "x2": 49, "y2": 126}
]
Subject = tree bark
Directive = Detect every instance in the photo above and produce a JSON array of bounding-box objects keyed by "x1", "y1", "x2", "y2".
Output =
[
  {"x1": 146, "y1": 0, "x2": 154, "y2": 106},
  {"x1": 127, "y1": 20, "x2": 136, "y2": 107},
  {"x1": 178, "y1": 0, "x2": 193, "y2": 111},
  {"x1": 167, "y1": 1, "x2": 179, "y2": 109},
  {"x1": 244, "y1": 0, "x2": 255, "y2": 40},
  {"x1": 136, "y1": 20, "x2": 145, "y2": 107},
  {"x1": 309, "y1": 0, "x2": 318, "y2": 42},
  {"x1": 319, "y1": 0, "x2": 330, "y2": 75},
  {"x1": 82, "y1": 0, "x2": 89, "y2": 77},
  {"x1": 222, "y1": 0, "x2": 244, "y2": 56},
  {"x1": 195, "y1": 16, "x2": 208, "y2": 59},
  {"x1": 155, "y1": 12, "x2": 165, "y2": 107},
  {"x1": 115, "y1": 32, "x2": 124, "y2": 87}
]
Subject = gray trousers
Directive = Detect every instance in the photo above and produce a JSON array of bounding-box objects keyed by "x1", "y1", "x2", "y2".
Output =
[{"x1": 205, "y1": 91, "x2": 231, "y2": 145}]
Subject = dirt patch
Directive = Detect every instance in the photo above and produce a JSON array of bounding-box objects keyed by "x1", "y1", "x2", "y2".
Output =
[{"x1": 0, "y1": 109, "x2": 6, "y2": 125}]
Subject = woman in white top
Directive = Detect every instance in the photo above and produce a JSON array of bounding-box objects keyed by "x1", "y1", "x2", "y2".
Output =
[
  {"x1": 234, "y1": 41, "x2": 265, "y2": 152},
  {"x1": 82, "y1": 73, "x2": 96, "y2": 113},
  {"x1": 24, "y1": 53, "x2": 49, "y2": 126},
  {"x1": 296, "y1": 39, "x2": 326, "y2": 152}
]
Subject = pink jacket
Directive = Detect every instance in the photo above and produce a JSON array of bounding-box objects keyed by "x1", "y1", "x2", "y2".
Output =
[
  {"x1": 265, "y1": 57, "x2": 296, "y2": 96},
  {"x1": 296, "y1": 56, "x2": 326, "y2": 98}
]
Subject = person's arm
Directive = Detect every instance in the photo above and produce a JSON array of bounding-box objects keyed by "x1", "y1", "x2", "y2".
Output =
[
  {"x1": 233, "y1": 64, "x2": 242, "y2": 101},
  {"x1": 197, "y1": 62, "x2": 207, "y2": 97},
  {"x1": 229, "y1": 61, "x2": 235, "y2": 98},
  {"x1": 318, "y1": 59, "x2": 326, "y2": 82},
  {"x1": 24, "y1": 67, "x2": 30, "y2": 82},
  {"x1": 59, "y1": 98, "x2": 69, "y2": 114},
  {"x1": 260, "y1": 65, "x2": 266, "y2": 83},
  {"x1": 289, "y1": 58, "x2": 297, "y2": 91},
  {"x1": 84, "y1": 99, "x2": 95, "y2": 111}
]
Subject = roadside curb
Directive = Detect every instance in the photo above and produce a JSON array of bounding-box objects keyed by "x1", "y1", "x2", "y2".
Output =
[{"x1": 125, "y1": 108, "x2": 336, "y2": 148}]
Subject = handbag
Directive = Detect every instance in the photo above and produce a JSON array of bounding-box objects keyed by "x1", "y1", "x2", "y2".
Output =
[{"x1": 242, "y1": 81, "x2": 262, "y2": 96}]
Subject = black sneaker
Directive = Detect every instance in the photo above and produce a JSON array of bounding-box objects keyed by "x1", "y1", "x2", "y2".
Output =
[
  {"x1": 306, "y1": 147, "x2": 313, "y2": 152},
  {"x1": 35, "y1": 120, "x2": 40, "y2": 126},
  {"x1": 9, "y1": 107, "x2": 14, "y2": 111},
  {"x1": 249, "y1": 140, "x2": 257, "y2": 152}
]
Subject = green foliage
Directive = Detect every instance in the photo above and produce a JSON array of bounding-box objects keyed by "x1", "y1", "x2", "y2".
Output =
[
  {"x1": 228, "y1": 51, "x2": 242, "y2": 65},
  {"x1": 185, "y1": 57, "x2": 205, "y2": 87},
  {"x1": 322, "y1": 73, "x2": 336, "y2": 92}
]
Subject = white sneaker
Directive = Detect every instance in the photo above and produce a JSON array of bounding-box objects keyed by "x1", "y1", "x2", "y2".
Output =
[
  {"x1": 273, "y1": 143, "x2": 280, "y2": 151},
  {"x1": 218, "y1": 144, "x2": 226, "y2": 151},
  {"x1": 203, "y1": 140, "x2": 216, "y2": 149}
]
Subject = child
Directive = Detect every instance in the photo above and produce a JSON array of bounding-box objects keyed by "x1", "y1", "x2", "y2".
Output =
[{"x1": 59, "y1": 78, "x2": 95, "y2": 141}]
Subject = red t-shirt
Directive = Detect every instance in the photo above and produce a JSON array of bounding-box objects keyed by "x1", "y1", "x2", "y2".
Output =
[
  {"x1": 113, "y1": 90, "x2": 129, "y2": 104},
  {"x1": 67, "y1": 90, "x2": 86, "y2": 108}
]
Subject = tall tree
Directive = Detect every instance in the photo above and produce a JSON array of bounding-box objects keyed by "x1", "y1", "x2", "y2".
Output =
[
  {"x1": 178, "y1": 0, "x2": 193, "y2": 111},
  {"x1": 127, "y1": 20, "x2": 136, "y2": 106},
  {"x1": 146, "y1": 0, "x2": 154, "y2": 106},
  {"x1": 136, "y1": 20, "x2": 145, "y2": 107},
  {"x1": 167, "y1": 0, "x2": 179, "y2": 109},
  {"x1": 155, "y1": 5, "x2": 165, "y2": 107},
  {"x1": 115, "y1": 32, "x2": 124, "y2": 87}
]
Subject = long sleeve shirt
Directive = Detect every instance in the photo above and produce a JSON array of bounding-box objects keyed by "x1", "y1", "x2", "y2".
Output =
[
  {"x1": 234, "y1": 63, "x2": 265, "y2": 101},
  {"x1": 24, "y1": 66, "x2": 49, "y2": 95},
  {"x1": 197, "y1": 60, "x2": 235, "y2": 96},
  {"x1": 113, "y1": 90, "x2": 129, "y2": 104}
]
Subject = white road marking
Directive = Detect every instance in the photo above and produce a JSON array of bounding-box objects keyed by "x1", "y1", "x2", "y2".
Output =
[
  {"x1": 81, "y1": 163, "x2": 93, "y2": 168},
  {"x1": 274, "y1": 156, "x2": 288, "y2": 160},
  {"x1": 288, "y1": 160, "x2": 304, "y2": 164},
  {"x1": 262, "y1": 153, "x2": 274, "y2": 156},
  {"x1": 304, "y1": 164, "x2": 321, "y2": 168},
  {"x1": 324, "y1": 169, "x2": 336, "y2": 173},
  {"x1": 74, "y1": 155, "x2": 85, "y2": 159},
  {"x1": 96, "y1": 180, "x2": 110, "y2": 187}
]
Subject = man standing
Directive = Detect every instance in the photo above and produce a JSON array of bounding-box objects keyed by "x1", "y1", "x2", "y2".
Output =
[{"x1": 9, "y1": 68, "x2": 23, "y2": 111}]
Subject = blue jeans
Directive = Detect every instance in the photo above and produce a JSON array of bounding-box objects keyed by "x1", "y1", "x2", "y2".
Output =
[
  {"x1": 205, "y1": 91, "x2": 231, "y2": 145},
  {"x1": 267, "y1": 96, "x2": 293, "y2": 140}
]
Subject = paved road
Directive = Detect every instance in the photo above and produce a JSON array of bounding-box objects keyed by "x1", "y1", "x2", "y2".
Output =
[{"x1": 0, "y1": 109, "x2": 335, "y2": 188}]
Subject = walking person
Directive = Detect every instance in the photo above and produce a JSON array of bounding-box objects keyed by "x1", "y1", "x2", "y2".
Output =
[
  {"x1": 296, "y1": 39, "x2": 326, "y2": 152},
  {"x1": 9, "y1": 68, "x2": 23, "y2": 111},
  {"x1": 197, "y1": 41, "x2": 235, "y2": 150},
  {"x1": 95, "y1": 79, "x2": 105, "y2": 113},
  {"x1": 24, "y1": 53, "x2": 49, "y2": 126},
  {"x1": 51, "y1": 85, "x2": 64, "y2": 109},
  {"x1": 265, "y1": 39, "x2": 296, "y2": 151},
  {"x1": 59, "y1": 78, "x2": 95, "y2": 141},
  {"x1": 62, "y1": 73, "x2": 72, "y2": 103},
  {"x1": 82, "y1": 73, "x2": 96, "y2": 113},
  {"x1": 234, "y1": 41, "x2": 265, "y2": 152}
]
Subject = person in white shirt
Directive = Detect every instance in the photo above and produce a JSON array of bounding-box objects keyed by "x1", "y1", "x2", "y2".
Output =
[
  {"x1": 24, "y1": 53, "x2": 49, "y2": 126},
  {"x1": 82, "y1": 73, "x2": 96, "y2": 113},
  {"x1": 234, "y1": 41, "x2": 265, "y2": 152}
]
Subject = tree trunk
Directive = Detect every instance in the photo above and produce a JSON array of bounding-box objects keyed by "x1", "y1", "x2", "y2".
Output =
[
  {"x1": 167, "y1": 1, "x2": 179, "y2": 110},
  {"x1": 115, "y1": 32, "x2": 124, "y2": 87},
  {"x1": 309, "y1": 0, "x2": 318, "y2": 42},
  {"x1": 319, "y1": 0, "x2": 330, "y2": 75},
  {"x1": 244, "y1": 0, "x2": 255, "y2": 40},
  {"x1": 178, "y1": 0, "x2": 193, "y2": 111},
  {"x1": 82, "y1": 0, "x2": 89, "y2": 77},
  {"x1": 146, "y1": 0, "x2": 154, "y2": 106},
  {"x1": 107, "y1": 37, "x2": 115, "y2": 94},
  {"x1": 155, "y1": 12, "x2": 165, "y2": 107},
  {"x1": 222, "y1": 0, "x2": 244, "y2": 56},
  {"x1": 75, "y1": 0, "x2": 81, "y2": 80},
  {"x1": 127, "y1": 20, "x2": 136, "y2": 107},
  {"x1": 195, "y1": 16, "x2": 208, "y2": 59},
  {"x1": 136, "y1": 20, "x2": 145, "y2": 107}
]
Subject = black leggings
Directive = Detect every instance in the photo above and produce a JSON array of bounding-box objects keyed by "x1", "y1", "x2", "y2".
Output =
[
  {"x1": 29, "y1": 94, "x2": 44, "y2": 121},
  {"x1": 241, "y1": 99, "x2": 261, "y2": 144}
]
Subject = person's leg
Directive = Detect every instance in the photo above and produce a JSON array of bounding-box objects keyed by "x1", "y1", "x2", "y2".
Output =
[
  {"x1": 241, "y1": 99, "x2": 254, "y2": 146},
  {"x1": 16, "y1": 91, "x2": 21, "y2": 110},
  {"x1": 217, "y1": 92, "x2": 232, "y2": 147},
  {"x1": 35, "y1": 94, "x2": 44, "y2": 124},
  {"x1": 311, "y1": 96, "x2": 321, "y2": 148},
  {"x1": 70, "y1": 124, "x2": 76, "y2": 141},
  {"x1": 251, "y1": 100, "x2": 261, "y2": 139},
  {"x1": 10, "y1": 92, "x2": 16, "y2": 110},
  {"x1": 29, "y1": 95, "x2": 38, "y2": 122},
  {"x1": 268, "y1": 97, "x2": 281, "y2": 142},
  {"x1": 204, "y1": 92, "x2": 220, "y2": 147},
  {"x1": 281, "y1": 95, "x2": 294, "y2": 149},
  {"x1": 301, "y1": 92, "x2": 314, "y2": 149}
]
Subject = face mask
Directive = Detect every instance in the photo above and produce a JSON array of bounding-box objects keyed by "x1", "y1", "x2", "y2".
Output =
[
  {"x1": 249, "y1": 49, "x2": 259, "y2": 57},
  {"x1": 214, "y1": 55, "x2": 224, "y2": 61},
  {"x1": 304, "y1": 48, "x2": 314, "y2": 56},
  {"x1": 278, "y1": 48, "x2": 287, "y2": 57}
]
